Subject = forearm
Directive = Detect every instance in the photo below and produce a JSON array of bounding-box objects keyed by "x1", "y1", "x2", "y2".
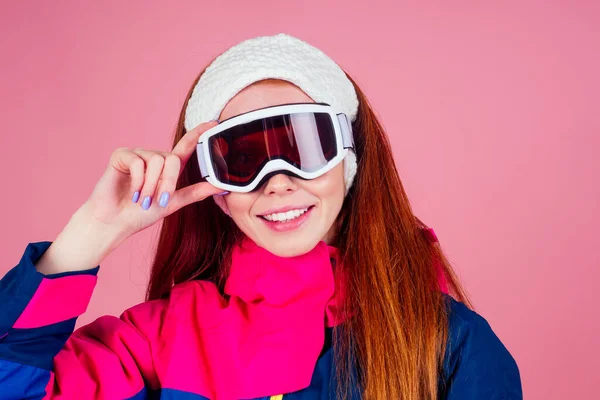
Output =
[{"x1": 35, "y1": 204, "x2": 126, "y2": 275}]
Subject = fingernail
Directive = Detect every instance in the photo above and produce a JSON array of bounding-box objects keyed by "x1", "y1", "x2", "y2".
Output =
[
  {"x1": 132, "y1": 191, "x2": 140, "y2": 203},
  {"x1": 159, "y1": 192, "x2": 170, "y2": 207},
  {"x1": 142, "y1": 196, "x2": 152, "y2": 210},
  {"x1": 216, "y1": 191, "x2": 229, "y2": 196}
]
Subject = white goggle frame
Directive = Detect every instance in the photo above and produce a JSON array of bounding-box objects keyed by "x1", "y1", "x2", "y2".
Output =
[{"x1": 196, "y1": 103, "x2": 354, "y2": 193}]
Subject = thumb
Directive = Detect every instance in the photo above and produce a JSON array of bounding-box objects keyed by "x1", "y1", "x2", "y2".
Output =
[{"x1": 167, "y1": 181, "x2": 227, "y2": 212}]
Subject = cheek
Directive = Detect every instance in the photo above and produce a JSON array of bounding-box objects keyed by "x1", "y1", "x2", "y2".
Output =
[
  {"x1": 305, "y1": 163, "x2": 345, "y2": 204},
  {"x1": 224, "y1": 193, "x2": 257, "y2": 220}
]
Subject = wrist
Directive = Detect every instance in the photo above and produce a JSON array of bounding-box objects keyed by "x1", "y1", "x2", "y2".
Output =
[{"x1": 35, "y1": 205, "x2": 126, "y2": 275}]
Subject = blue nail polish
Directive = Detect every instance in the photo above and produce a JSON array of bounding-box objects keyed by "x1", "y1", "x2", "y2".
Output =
[
  {"x1": 132, "y1": 191, "x2": 140, "y2": 203},
  {"x1": 216, "y1": 191, "x2": 229, "y2": 196},
  {"x1": 159, "y1": 192, "x2": 170, "y2": 207},
  {"x1": 142, "y1": 196, "x2": 152, "y2": 210}
]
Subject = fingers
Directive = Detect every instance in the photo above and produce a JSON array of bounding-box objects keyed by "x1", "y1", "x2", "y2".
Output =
[
  {"x1": 109, "y1": 147, "x2": 145, "y2": 198},
  {"x1": 155, "y1": 153, "x2": 181, "y2": 207},
  {"x1": 122, "y1": 120, "x2": 219, "y2": 211},
  {"x1": 171, "y1": 120, "x2": 218, "y2": 167},
  {"x1": 132, "y1": 149, "x2": 167, "y2": 209}
]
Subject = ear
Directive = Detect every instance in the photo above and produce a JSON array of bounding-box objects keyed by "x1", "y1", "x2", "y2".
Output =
[{"x1": 212, "y1": 194, "x2": 231, "y2": 216}]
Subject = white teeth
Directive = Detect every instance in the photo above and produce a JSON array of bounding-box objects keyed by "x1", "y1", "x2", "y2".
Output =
[{"x1": 263, "y1": 207, "x2": 309, "y2": 222}]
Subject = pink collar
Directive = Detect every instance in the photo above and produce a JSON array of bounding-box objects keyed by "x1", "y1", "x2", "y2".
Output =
[
  {"x1": 197, "y1": 237, "x2": 345, "y2": 399},
  {"x1": 225, "y1": 237, "x2": 344, "y2": 328}
]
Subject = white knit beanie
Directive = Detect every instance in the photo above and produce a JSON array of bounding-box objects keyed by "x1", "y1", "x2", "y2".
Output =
[{"x1": 184, "y1": 33, "x2": 359, "y2": 192}]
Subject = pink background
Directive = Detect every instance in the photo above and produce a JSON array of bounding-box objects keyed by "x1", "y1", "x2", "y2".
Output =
[{"x1": 1, "y1": 1, "x2": 598, "y2": 398}]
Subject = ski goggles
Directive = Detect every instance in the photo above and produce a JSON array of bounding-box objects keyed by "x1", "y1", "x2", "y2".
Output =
[{"x1": 196, "y1": 103, "x2": 355, "y2": 193}]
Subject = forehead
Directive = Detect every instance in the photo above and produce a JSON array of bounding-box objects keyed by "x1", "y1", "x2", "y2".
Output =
[{"x1": 219, "y1": 79, "x2": 314, "y2": 121}]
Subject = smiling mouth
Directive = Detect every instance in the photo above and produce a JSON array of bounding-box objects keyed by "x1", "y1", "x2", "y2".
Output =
[{"x1": 258, "y1": 205, "x2": 315, "y2": 222}]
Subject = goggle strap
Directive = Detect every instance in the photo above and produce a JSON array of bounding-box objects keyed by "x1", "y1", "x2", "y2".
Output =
[
  {"x1": 197, "y1": 144, "x2": 209, "y2": 178},
  {"x1": 337, "y1": 113, "x2": 354, "y2": 149}
]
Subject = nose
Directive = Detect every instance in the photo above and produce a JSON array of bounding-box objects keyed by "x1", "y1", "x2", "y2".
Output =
[{"x1": 262, "y1": 173, "x2": 298, "y2": 196}]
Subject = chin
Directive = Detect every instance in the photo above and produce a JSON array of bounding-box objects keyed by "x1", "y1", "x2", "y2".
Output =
[{"x1": 259, "y1": 235, "x2": 323, "y2": 258}]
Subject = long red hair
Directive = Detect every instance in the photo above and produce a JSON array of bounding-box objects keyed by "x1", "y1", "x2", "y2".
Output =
[{"x1": 147, "y1": 66, "x2": 471, "y2": 399}]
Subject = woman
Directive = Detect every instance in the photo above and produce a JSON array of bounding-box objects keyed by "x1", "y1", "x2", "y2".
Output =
[{"x1": 0, "y1": 33, "x2": 522, "y2": 399}]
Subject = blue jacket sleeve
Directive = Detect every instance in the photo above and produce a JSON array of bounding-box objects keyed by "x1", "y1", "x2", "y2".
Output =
[
  {"x1": 0, "y1": 241, "x2": 99, "y2": 399},
  {"x1": 1, "y1": 242, "x2": 164, "y2": 400},
  {"x1": 440, "y1": 296, "x2": 523, "y2": 399}
]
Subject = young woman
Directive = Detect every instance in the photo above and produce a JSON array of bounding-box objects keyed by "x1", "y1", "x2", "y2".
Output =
[{"x1": 0, "y1": 33, "x2": 522, "y2": 399}]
